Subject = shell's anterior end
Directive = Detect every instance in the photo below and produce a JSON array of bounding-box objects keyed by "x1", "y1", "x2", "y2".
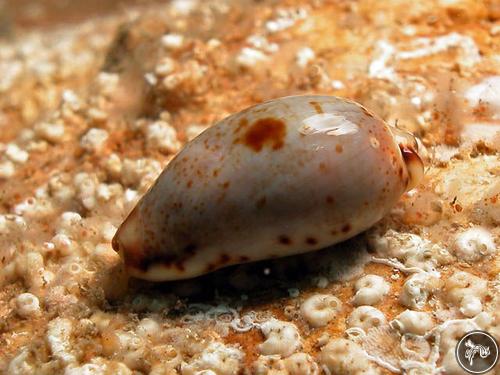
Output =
[
  {"x1": 112, "y1": 206, "x2": 145, "y2": 270},
  {"x1": 399, "y1": 145, "x2": 424, "y2": 191},
  {"x1": 111, "y1": 230, "x2": 121, "y2": 253}
]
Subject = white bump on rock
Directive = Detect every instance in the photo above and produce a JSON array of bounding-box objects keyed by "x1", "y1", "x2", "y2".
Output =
[
  {"x1": 300, "y1": 294, "x2": 342, "y2": 328},
  {"x1": 80, "y1": 128, "x2": 109, "y2": 152},
  {"x1": 15, "y1": 293, "x2": 41, "y2": 318},
  {"x1": 258, "y1": 318, "x2": 302, "y2": 357},
  {"x1": 352, "y1": 275, "x2": 390, "y2": 306},
  {"x1": 454, "y1": 227, "x2": 496, "y2": 262},
  {"x1": 5, "y1": 143, "x2": 29, "y2": 164}
]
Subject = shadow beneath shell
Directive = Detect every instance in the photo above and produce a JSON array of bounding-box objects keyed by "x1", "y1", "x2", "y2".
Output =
[{"x1": 111, "y1": 235, "x2": 372, "y2": 315}]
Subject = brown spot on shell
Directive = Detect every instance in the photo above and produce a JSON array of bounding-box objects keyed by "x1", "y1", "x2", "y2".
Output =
[
  {"x1": 183, "y1": 243, "x2": 197, "y2": 254},
  {"x1": 206, "y1": 263, "x2": 216, "y2": 272},
  {"x1": 305, "y1": 237, "x2": 318, "y2": 245},
  {"x1": 309, "y1": 101, "x2": 323, "y2": 114},
  {"x1": 172, "y1": 201, "x2": 183, "y2": 210},
  {"x1": 326, "y1": 195, "x2": 334, "y2": 204},
  {"x1": 256, "y1": 196, "x2": 267, "y2": 208},
  {"x1": 336, "y1": 144, "x2": 343, "y2": 153},
  {"x1": 234, "y1": 118, "x2": 248, "y2": 134},
  {"x1": 205, "y1": 253, "x2": 231, "y2": 273},
  {"x1": 130, "y1": 246, "x2": 193, "y2": 273},
  {"x1": 278, "y1": 235, "x2": 292, "y2": 245},
  {"x1": 220, "y1": 254, "x2": 230, "y2": 264},
  {"x1": 238, "y1": 117, "x2": 286, "y2": 152},
  {"x1": 186, "y1": 180, "x2": 193, "y2": 188},
  {"x1": 341, "y1": 224, "x2": 351, "y2": 233},
  {"x1": 239, "y1": 255, "x2": 250, "y2": 262}
]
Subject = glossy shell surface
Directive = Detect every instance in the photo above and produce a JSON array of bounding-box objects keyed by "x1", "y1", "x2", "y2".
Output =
[{"x1": 112, "y1": 95, "x2": 424, "y2": 281}]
